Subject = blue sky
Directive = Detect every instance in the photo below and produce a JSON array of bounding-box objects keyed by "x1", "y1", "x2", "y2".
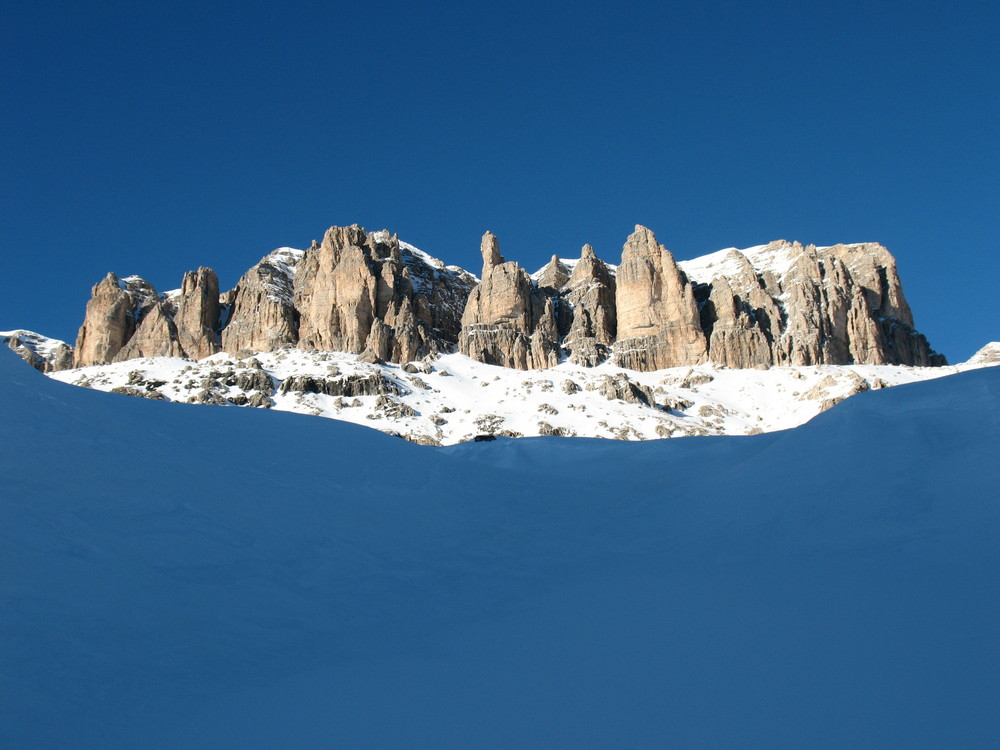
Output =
[{"x1": 2, "y1": 0, "x2": 997, "y2": 360}]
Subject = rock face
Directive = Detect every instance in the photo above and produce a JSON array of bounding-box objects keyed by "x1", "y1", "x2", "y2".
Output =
[
  {"x1": 221, "y1": 248, "x2": 302, "y2": 355},
  {"x1": 295, "y1": 227, "x2": 475, "y2": 362},
  {"x1": 114, "y1": 299, "x2": 186, "y2": 361},
  {"x1": 65, "y1": 222, "x2": 944, "y2": 373},
  {"x1": 559, "y1": 245, "x2": 617, "y2": 367},
  {"x1": 680, "y1": 240, "x2": 945, "y2": 368},
  {"x1": 74, "y1": 274, "x2": 160, "y2": 366},
  {"x1": 175, "y1": 267, "x2": 221, "y2": 360},
  {"x1": 3, "y1": 330, "x2": 74, "y2": 372},
  {"x1": 459, "y1": 233, "x2": 560, "y2": 369},
  {"x1": 612, "y1": 226, "x2": 708, "y2": 370}
]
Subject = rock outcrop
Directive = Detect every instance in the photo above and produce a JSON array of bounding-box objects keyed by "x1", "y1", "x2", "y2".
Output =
[
  {"x1": 967, "y1": 342, "x2": 1000, "y2": 366},
  {"x1": 221, "y1": 248, "x2": 302, "y2": 356},
  {"x1": 114, "y1": 299, "x2": 186, "y2": 361},
  {"x1": 174, "y1": 267, "x2": 221, "y2": 360},
  {"x1": 74, "y1": 274, "x2": 160, "y2": 366},
  {"x1": 613, "y1": 226, "x2": 708, "y2": 370},
  {"x1": 560, "y1": 244, "x2": 617, "y2": 366},
  {"x1": 64, "y1": 222, "x2": 944, "y2": 374},
  {"x1": 459, "y1": 232, "x2": 560, "y2": 369},
  {"x1": 680, "y1": 240, "x2": 945, "y2": 368},
  {"x1": 3, "y1": 330, "x2": 74, "y2": 372},
  {"x1": 295, "y1": 226, "x2": 475, "y2": 362}
]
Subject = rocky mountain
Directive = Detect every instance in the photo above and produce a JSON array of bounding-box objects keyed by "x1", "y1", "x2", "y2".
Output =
[
  {"x1": 57, "y1": 223, "x2": 945, "y2": 376},
  {"x1": 5, "y1": 222, "x2": 973, "y2": 444},
  {"x1": 1, "y1": 330, "x2": 74, "y2": 373},
  {"x1": 39, "y1": 225, "x2": 944, "y2": 372},
  {"x1": 71, "y1": 226, "x2": 478, "y2": 369}
]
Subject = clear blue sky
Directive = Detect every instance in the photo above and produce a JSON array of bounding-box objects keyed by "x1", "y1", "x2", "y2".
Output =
[{"x1": 3, "y1": 0, "x2": 997, "y2": 361}]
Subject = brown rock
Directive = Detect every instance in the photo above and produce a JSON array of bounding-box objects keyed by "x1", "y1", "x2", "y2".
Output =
[
  {"x1": 561, "y1": 244, "x2": 617, "y2": 366},
  {"x1": 174, "y1": 267, "x2": 221, "y2": 360},
  {"x1": 613, "y1": 226, "x2": 707, "y2": 370},
  {"x1": 295, "y1": 226, "x2": 475, "y2": 362},
  {"x1": 114, "y1": 300, "x2": 185, "y2": 361},
  {"x1": 4, "y1": 330, "x2": 74, "y2": 373},
  {"x1": 459, "y1": 232, "x2": 559, "y2": 369},
  {"x1": 74, "y1": 274, "x2": 160, "y2": 367},
  {"x1": 221, "y1": 248, "x2": 303, "y2": 355}
]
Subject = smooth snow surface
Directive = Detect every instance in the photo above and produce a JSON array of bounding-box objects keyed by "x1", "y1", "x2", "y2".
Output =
[{"x1": 2, "y1": 350, "x2": 999, "y2": 748}]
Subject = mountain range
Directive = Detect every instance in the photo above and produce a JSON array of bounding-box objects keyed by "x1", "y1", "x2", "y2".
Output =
[{"x1": 6, "y1": 223, "x2": 998, "y2": 444}]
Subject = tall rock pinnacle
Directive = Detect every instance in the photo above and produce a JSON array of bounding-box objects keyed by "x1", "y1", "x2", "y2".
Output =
[{"x1": 612, "y1": 225, "x2": 708, "y2": 370}]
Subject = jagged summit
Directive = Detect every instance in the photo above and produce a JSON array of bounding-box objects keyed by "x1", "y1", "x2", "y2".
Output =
[{"x1": 8, "y1": 222, "x2": 947, "y2": 379}]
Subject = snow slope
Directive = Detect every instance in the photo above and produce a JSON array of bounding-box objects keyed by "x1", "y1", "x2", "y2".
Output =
[
  {"x1": 2, "y1": 350, "x2": 999, "y2": 748},
  {"x1": 48, "y1": 349, "x2": 977, "y2": 445}
]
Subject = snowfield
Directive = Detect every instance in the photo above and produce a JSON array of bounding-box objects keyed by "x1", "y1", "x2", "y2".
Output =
[
  {"x1": 47, "y1": 348, "x2": 985, "y2": 445},
  {"x1": 2, "y1": 349, "x2": 999, "y2": 748}
]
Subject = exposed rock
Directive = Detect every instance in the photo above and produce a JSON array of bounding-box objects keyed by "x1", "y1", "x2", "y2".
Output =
[
  {"x1": 695, "y1": 252, "x2": 778, "y2": 369},
  {"x1": 561, "y1": 244, "x2": 617, "y2": 366},
  {"x1": 114, "y1": 300, "x2": 185, "y2": 361},
  {"x1": 75, "y1": 274, "x2": 159, "y2": 366},
  {"x1": 587, "y1": 373, "x2": 655, "y2": 407},
  {"x1": 277, "y1": 373, "x2": 401, "y2": 398},
  {"x1": 3, "y1": 330, "x2": 74, "y2": 373},
  {"x1": 561, "y1": 379, "x2": 581, "y2": 394},
  {"x1": 110, "y1": 385, "x2": 166, "y2": 401},
  {"x1": 65, "y1": 223, "x2": 945, "y2": 374},
  {"x1": 538, "y1": 422, "x2": 574, "y2": 437},
  {"x1": 174, "y1": 267, "x2": 221, "y2": 360},
  {"x1": 967, "y1": 342, "x2": 1000, "y2": 366},
  {"x1": 295, "y1": 226, "x2": 475, "y2": 363},
  {"x1": 535, "y1": 255, "x2": 571, "y2": 292},
  {"x1": 459, "y1": 232, "x2": 559, "y2": 369},
  {"x1": 613, "y1": 226, "x2": 707, "y2": 370},
  {"x1": 681, "y1": 240, "x2": 945, "y2": 368},
  {"x1": 222, "y1": 248, "x2": 302, "y2": 355}
]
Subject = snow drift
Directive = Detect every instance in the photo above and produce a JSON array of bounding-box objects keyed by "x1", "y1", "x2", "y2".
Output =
[{"x1": 1, "y1": 350, "x2": 998, "y2": 748}]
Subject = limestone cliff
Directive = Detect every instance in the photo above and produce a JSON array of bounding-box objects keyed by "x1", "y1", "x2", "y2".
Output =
[
  {"x1": 458, "y1": 233, "x2": 560, "y2": 369},
  {"x1": 74, "y1": 274, "x2": 160, "y2": 366},
  {"x1": 221, "y1": 248, "x2": 302, "y2": 355},
  {"x1": 66, "y1": 223, "x2": 944, "y2": 373},
  {"x1": 295, "y1": 226, "x2": 476, "y2": 362},
  {"x1": 679, "y1": 240, "x2": 945, "y2": 368},
  {"x1": 612, "y1": 226, "x2": 708, "y2": 370}
]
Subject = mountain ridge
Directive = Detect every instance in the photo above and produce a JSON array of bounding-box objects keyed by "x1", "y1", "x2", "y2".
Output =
[{"x1": 21, "y1": 223, "x2": 945, "y2": 372}]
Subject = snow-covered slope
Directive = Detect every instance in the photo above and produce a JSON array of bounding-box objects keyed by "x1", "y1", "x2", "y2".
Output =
[
  {"x1": 48, "y1": 349, "x2": 981, "y2": 444},
  {"x1": 2, "y1": 348, "x2": 999, "y2": 748},
  {"x1": 968, "y1": 341, "x2": 1000, "y2": 365}
]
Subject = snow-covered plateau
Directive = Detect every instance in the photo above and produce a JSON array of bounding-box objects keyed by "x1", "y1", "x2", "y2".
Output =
[
  {"x1": 2, "y1": 344, "x2": 999, "y2": 748},
  {"x1": 45, "y1": 346, "x2": 996, "y2": 444}
]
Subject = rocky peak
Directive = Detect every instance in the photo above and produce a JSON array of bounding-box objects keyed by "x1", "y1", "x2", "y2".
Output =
[
  {"x1": 175, "y1": 267, "x2": 221, "y2": 360},
  {"x1": 221, "y1": 248, "x2": 303, "y2": 356},
  {"x1": 3, "y1": 330, "x2": 74, "y2": 372},
  {"x1": 967, "y1": 342, "x2": 1000, "y2": 365},
  {"x1": 613, "y1": 225, "x2": 707, "y2": 370},
  {"x1": 459, "y1": 232, "x2": 559, "y2": 369},
  {"x1": 62, "y1": 222, "x2": 944, "y2": 375},
  {"x1": 561, "y1": 244, "x2": 617, "y2": 366},
  {"x1": 74, "y1": 272, "x2": 160, "y2": 367},
  {"x1": 295, "y1": 225, "x2": 474, "y2": 362},
  {"x1": 480, "y1": 231, "x2": 504, "y2": 274},
  {"x1": 535, "y1": 255, "x2": 571, "y2": 291}
]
